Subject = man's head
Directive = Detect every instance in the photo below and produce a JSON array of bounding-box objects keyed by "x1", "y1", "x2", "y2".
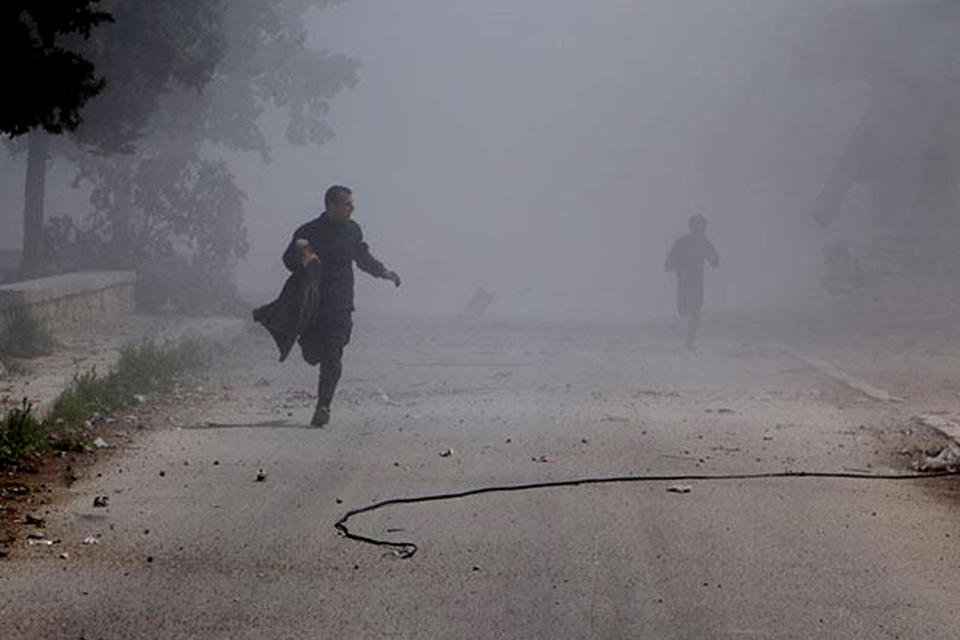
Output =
[
  {"x1": 325, "y1": 185, "x2": 354, "y2": 222},
  {"x1": 689, "y1": 214, "x2": 707, "y2": 236}
]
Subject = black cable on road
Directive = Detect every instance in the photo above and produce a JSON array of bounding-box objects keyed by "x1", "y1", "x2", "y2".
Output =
[{"x1": 334, "y1": 469, "x2": 958, "y2": 559}]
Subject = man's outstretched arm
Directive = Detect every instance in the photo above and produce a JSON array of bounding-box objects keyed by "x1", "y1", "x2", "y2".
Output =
[{"x1": 356, "y1": 240, "x2": 401, "y2": 286}]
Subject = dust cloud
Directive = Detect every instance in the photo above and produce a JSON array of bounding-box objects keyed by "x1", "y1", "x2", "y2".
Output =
[{"x1": 5, "y1": 0, "x2": 957, "y2": 325}]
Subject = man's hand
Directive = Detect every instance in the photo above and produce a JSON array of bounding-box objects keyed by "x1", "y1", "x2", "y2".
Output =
[{"x1": 384, "y1": 270, "x2": 401, "y2": 287}]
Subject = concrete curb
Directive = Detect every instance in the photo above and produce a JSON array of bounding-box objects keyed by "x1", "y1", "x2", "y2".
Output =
[{"x1": 773, "y1": 344, "x2": 904, "y2": 403}]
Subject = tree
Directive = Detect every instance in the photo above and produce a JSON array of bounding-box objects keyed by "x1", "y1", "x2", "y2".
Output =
[
  {"x1": 36, "y1": 1, "x2": 359, "y2": 313},
  {"x1": 0, "y1": 1, "x2": 112, "y2": 137},
  {"x1": 14, "y1": 0, "x2": 226, "y2": 277},
  {"x1": 2, "y1": 1, "x2": 113, "y2": 276}
]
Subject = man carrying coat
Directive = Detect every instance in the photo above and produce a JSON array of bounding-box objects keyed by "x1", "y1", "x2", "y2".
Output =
[{"x1": 278, "y1": 185, "x2": 400, "y2": 427}]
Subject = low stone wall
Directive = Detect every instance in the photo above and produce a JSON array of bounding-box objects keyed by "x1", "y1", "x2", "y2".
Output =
[{"x1": 0, "y1": 271, "x2": 137, "y2": 335}]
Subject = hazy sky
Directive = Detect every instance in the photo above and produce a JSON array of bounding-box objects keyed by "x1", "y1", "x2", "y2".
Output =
[
  {"x1": 232, "y1": 0, "x2": 871, "y2": 318},
  {"x1": 8, "y1": 1, "x2": 936, "y2": 319}
]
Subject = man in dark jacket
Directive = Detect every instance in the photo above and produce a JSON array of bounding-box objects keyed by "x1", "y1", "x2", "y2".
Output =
[
  {"x1": 665, "y1": 214, "x2": 719, "y2": 350},
  {"x1": 283, "y1": 185, "x2": 400, "y2": 426}
]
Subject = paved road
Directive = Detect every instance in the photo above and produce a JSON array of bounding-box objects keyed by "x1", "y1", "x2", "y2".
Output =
[{"x1": 2, "y1": 317, "x2": 958, "y2": 639}]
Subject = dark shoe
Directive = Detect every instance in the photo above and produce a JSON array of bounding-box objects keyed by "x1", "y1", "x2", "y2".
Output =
[{"x1": 310, "y1": 406, "x2": 330, "y2": 428}]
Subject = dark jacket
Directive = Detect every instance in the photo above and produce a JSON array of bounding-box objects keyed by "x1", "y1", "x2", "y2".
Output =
[
  {"x1": 252, "y1": 260, "x2": 322, "y2": 362},
  {"x1": 282, "y1": 213, "x2": 387, "y2": 314}
]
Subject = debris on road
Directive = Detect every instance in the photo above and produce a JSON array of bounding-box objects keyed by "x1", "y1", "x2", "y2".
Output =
[
  {"x1": 82, "y1": 536, "x2": 99, "y2": 545},
  {"x1": 256, "y1": 469, "x2": 268, "y2": 482},
  {"x1": 916, "y1": 441, "x2": 960, "y2": 472},
  {"x1": 438, "y1": 448, "x2": 453, "y2": 458},
  {"x1": 532, "y1": 455, "x2": 551, "y2": 463},
  {"x1": 27, "y1": 538, "x2": 55, "y2": 546},
  {"x1": 59, "y1": 552, "x2": 69, "y2": 560},
  {"x1": 93, "y1": 437, "x2": 109, "y2": 449},
  {"x1": 602, "y1": 414, "x2": 629, "y2": 423},
  {"x1": 23, "y1": 514, "x2": 45, "y2": 527},
  {"x1": 93, "y1": 496, "x2": 109, "y2": 508},
  {"x1": 667, "y1": 484, "x2": 693, "y2": 494},
  {"x1": 375, "y1": 389, "x2": 402, "y2": 406},
  {"x1": 458, "y1": 286, "x2": 495, "y2": 319}
]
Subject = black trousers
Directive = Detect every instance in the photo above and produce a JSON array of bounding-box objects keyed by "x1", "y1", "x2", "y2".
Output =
[{"x1": 299, "y1": 311, "x2": 353, "y2": 409}]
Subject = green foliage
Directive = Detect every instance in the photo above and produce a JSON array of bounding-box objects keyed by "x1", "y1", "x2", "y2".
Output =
[
  {"x1": 0, "y1": 336, "x2": 211, "y2": 470},
  {"x1": 45, "y1": 154, "x2": 249, "y2": 313},
  {"x1": 0, "y1": 401, "x2": 45, "y2": 469},
  {"x1": 0, "y1": 1, "x2": 112, "y2": 136},
  {"x1": 49, "y1": 336, "x2": 211, "y2": 422},
  {"x1": 0, "y1": 311, "x2": 58, "y2": 360}
]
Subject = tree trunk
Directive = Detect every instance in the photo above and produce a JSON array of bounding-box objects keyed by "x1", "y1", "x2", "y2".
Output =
[{"x1": 21, "y1": 132, "x2": 49, "y2": 278}]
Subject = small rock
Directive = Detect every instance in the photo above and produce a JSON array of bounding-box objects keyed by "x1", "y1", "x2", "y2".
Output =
[
  {"x1": 24, "y1": 514, "x2": 45, "y2": 527},
  {"x1": 133, "y1": 394, "x2": 147, "y2": 404},
  {"x1": 27, "y1": 538, "x2": 54, "y2": 546},
  {"x1": 439, "y1": 448, "x2": 453, "y2": 458},
  {"x1": 93, "y1": 437, "x2": 109, "y2": 449},
  {"x1": 93, "y1": 496, "x2": 109, "y2": 508},
  {"x1": 667, "y1": 484, "x2": 693, "y2": 494},
  {"x1": 256, "y1": 469, "x2": 268, "y2": 482},
  {"x1": 82, "y1": 536, "x2": 99, "y2": 545},
  {"x1": 59, "y1": 552, "x2": 69, "y2": 560}
]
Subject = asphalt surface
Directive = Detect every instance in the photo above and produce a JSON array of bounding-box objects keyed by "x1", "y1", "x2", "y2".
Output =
[{"x1": 2, "y1": 317, "x2": 959, "y2": 639}]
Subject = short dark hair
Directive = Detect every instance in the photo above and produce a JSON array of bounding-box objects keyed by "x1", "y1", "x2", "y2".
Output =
[
  {"x1": 325, "y1": 185, "x2": 352, "y2": 208},
  {"x1": 689, "y1": 214, "x2": 707, "y2": 230}
]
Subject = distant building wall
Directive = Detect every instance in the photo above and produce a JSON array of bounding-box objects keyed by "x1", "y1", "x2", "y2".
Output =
[{"x1": 0, "y1": 271, "x2": 137, "y2": 334}]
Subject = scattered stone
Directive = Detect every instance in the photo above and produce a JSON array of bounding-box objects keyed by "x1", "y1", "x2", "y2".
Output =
[
  {"x1": 59, "y1": 552, "x2": 69, "y2": 560},
  {"x1": 603, "y1": 414, "x2": 629, "y2": 423},
  {"x1": 916, "y1": 441, "x2": 960, "y2": 472},
  {"x1": 133, "y1": 394, "x2": 147, "y2": 404},
  {"x1": 82, "y1": 536, "x2": 99, "y2": 545},
  {"x1": 256, "y1": 469, "x2": 268, "y2": 482},
  {"x1": 376, "y1": 389, "x2": 401, "y2": 407},
  {"x1": 532, "y1": 455, "x2": 551, "y2": 464},
  {"x1": 667, "y1": 484, "x2": 693, "y2": 494},
  {"x1": 23, "y1": 514, "x2": 45, "y2": 527},
  {"x1": 93, "y1": 496, "x2": 109, "y2": 508},
  {"x1": 438, "y1": 448, "x2": 453, "y2": 458},
  {"x1": 27, "y1": 538, "x2": 55, "y2": 546},
  {"x1": 93, "y1": 437, "x2": 109, "y2": 449}
]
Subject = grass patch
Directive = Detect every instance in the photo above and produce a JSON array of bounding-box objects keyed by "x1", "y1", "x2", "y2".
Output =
[
  {"x1": 0, "y1": 336, "x2": 212, "y2": 470},
  {"x1": 0, "y1": 310, "x2": 58, "y2": 361},
  {"x1": 0, "y1": 401, "x2": 45, "y2": 469}
]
